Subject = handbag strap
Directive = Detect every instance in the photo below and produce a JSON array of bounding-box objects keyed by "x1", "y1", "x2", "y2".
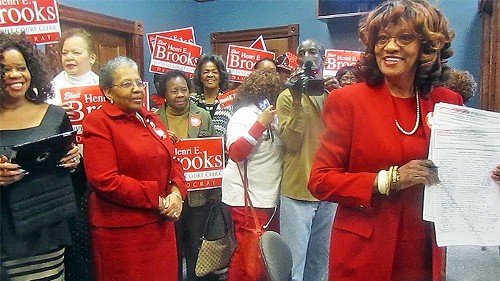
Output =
[
  {"x1": 237, "y1": 160, "x2": 262, "y2": 232},
  {"x1": 200, "y1": 201, "x2": 230, "y2": 239}
]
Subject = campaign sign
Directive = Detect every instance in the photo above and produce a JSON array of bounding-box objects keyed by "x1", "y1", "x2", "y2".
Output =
[
  {"x1": 59, "y1": 85, "x2": 106, "y2": 145},
  {"x1": 226, "y1": 45, "x2": 275, "y2": 82},
  {"x1": 323, "y1": 49, "x2": 363, "y2": 77},
  {"x1": 218, "y1": 89, "x2": 237, "y2": 109},
  {"x1": 149, "y1": 36, "x2": 202, "y2": 75},
  {"x1": 174, "y1": 137, "x2": 225, "y2": 191},
  {"x1": 0, "y1": 0, "x2": 61, "y2": 45},
  {"x1": 146, "y1": 27, "x2": 196, "y2": 54}
]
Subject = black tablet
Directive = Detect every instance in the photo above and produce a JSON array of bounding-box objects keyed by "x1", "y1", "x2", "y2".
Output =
[{"x1": 11, "y1": 130, "x2": 77, "y2": 172}]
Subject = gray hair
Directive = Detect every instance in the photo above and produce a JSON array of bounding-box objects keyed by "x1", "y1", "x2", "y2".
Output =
[{"x1": 99, "y1": 56, "x2": 139, "y2": 90}]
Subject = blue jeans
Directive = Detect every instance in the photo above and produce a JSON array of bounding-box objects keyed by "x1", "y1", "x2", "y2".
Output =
[{"x1": 279, "y1": 195, "x2": 337, "y2": 281}]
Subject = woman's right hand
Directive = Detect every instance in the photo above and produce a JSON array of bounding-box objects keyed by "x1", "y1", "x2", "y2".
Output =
[
  {"x1": 492, "y1": 164, "x2": 500, "y2": 183},
  {"x1": 396, "y1": 159, "x2": 440, "y2": 191},
  {"x1": 167, "y1": 130, "x2": 179, "y2": 144},
  {"x1": 158, "y1": 193, "x2": 183, "y2": 221},
  {"x1": 0, "y1": 155, "x2": 26, "y2": 186},
  {"x1": 257, "y1": 105, "x2": 277, "y2": 127}
]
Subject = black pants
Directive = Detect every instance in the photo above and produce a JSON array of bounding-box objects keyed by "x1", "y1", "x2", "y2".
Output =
[{"x1": 64, "y1": 165, "x2": 92, "y2": 281}]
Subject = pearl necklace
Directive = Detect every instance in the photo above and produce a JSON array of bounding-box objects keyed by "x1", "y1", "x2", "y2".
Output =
[{"x1": 395, "y1": 91, "x2": 420, "y2": 136}]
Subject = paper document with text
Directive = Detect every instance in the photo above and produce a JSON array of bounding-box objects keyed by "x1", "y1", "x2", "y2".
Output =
[{"x1": 424, "y1": 103, "x2": 500, "y2": 246}]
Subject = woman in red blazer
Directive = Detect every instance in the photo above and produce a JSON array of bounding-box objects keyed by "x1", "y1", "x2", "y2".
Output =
[
  {"x1": 308, "y1": 1, "x2": 463, "y2": 280},
  {"x1": 83, "y1": 56, "x2": 186, "y2": 281}
]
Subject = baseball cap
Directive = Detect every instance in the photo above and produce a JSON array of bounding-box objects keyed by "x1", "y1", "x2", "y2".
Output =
[{"x1": 276, "y1": 52, "x2": 299, "y2": 72}]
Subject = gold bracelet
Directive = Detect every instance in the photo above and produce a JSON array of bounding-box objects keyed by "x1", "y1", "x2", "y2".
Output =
[
  {"x1": 170, "y1": 191, "x2": 184, "y2": 203},
  {"x1": 391, "y1": 166, "x2": 400, "y2": 191}
]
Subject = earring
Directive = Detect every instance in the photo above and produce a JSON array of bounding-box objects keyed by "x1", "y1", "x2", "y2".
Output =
[
  {"x1": 105, "y1": 96, "x2": 114, "y2": 104},
  {"x1": 26, "y1": 88, "x2": 39, "y2": 101}
]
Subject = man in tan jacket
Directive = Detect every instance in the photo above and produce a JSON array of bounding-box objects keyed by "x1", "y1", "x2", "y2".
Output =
[{"x1": 276, "y1": 38, "x2": 339, "y2": 281}]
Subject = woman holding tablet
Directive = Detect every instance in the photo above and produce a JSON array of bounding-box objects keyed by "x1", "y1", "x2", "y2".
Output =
[{"x1": 0, "y1": 32, "x2": 80, "y2": 280}]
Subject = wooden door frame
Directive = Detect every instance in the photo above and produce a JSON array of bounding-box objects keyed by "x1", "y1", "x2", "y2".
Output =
[
  {"x1": 46, "y1": 4, "x2": 144, "y2": 77},
  {"x1": 210, "y1": 24, "x2": 299, "y2": 57},
  {"x1": 479, "y1": 0, "x2": 499, "y2": 112}
]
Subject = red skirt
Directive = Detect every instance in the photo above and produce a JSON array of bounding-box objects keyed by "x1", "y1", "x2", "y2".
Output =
[{"x1": 91, "y1": 220, "x2": 177, "y2": 281}]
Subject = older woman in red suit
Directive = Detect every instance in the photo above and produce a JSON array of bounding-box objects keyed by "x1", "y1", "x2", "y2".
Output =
[
  {"x1": 308, "y1": 1, "x2": 464, "y2": 281},
  {"x1": 83, "y1": 56, "x2": 186, "y2": 281}
]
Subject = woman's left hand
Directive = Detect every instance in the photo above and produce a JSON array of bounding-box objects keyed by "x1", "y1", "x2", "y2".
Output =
[
  {"x1": 60, "y1": 143, "x2": 81, "y2": 171},
  {"x1": 396, "y1": 159, "x2": 440, "y2": 191}
]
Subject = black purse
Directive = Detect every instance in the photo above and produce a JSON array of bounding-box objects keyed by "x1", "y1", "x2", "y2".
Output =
[
  {"x1": 6, "y1": 169, "x2": 77, "y2": 236},
  {"x1": 195, "y1": 201, "x2": 237, "y2": 277}
]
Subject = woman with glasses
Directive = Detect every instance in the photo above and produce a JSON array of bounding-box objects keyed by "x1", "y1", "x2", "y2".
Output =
[
  {"x1": 335, "y1": 65, "x2": 361, "y2": 87},
  {"x1": 308, "y1": 1, "x2": 463, "y2": 280},
  {"x1": 82, "y1": 56, "x2": 187, "y2": 281}
]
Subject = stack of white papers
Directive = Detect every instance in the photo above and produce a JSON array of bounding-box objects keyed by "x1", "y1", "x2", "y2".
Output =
[{"x1": 424, "y1": 103, "x2": 500, "y2": 246}]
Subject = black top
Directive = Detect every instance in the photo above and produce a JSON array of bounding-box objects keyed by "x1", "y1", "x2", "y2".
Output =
[{"x1": 0, "y1": 105, "x2": 75, "y2": 259}]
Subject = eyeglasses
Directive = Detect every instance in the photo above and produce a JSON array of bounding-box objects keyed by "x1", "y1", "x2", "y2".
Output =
[
  {"x1": 113, "y1": 80, "x2": 146, "y2": 90},
  {"x1": 340, "y1": 76, "x2": 357, "y2": 83},
  {"x1": 375, "y1": 33, "x2": 418, "y2": 48}
]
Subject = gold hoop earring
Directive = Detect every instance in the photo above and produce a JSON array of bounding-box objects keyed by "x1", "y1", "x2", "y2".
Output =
[{"x1": 26, "y1": 88, "x2": 39, "y2": 101}]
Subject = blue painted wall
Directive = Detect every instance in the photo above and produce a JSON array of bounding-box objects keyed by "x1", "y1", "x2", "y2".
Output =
[
  {"x1": 58, "y1": 0, "x2": 482, "y2": 107},
  {"x1": 439, "y1": 0, "x2": 482, "y2": 107}
]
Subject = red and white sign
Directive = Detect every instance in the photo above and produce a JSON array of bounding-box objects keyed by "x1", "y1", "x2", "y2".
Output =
[
  {"x1": 323, "y1": 49, "x2": 363, "y2": 77},
  {"x1": 59, "y1": 85, "x2": 106, "y2": 146},
  {"x1": 218, "y1": 89, "x2": 237, "y2": 109},
  {"x1": 149, "y1": 35, "x2": 202, "y2": 75},
  {"x1": 226, "y1": 45, "x2": 275, "y2": 82},
  {"x1": 174, "y1": 137, "x2": 225, "y2": 191},
  {"x1": 0, "y1": 0, "x2": 61, "y2": 45},
  {"x1": 146, "y1": 27, "x2": 196, "y2": 54}
]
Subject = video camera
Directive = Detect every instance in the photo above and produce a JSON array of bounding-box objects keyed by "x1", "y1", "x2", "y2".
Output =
[{"x1": 285, "y1": 57, "x2": 324, "y2": 96}]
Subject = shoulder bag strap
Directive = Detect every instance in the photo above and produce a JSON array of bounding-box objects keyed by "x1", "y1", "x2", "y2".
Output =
[{"x1": 237, "y1": 160, "x2": 262, "y2": 232}]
